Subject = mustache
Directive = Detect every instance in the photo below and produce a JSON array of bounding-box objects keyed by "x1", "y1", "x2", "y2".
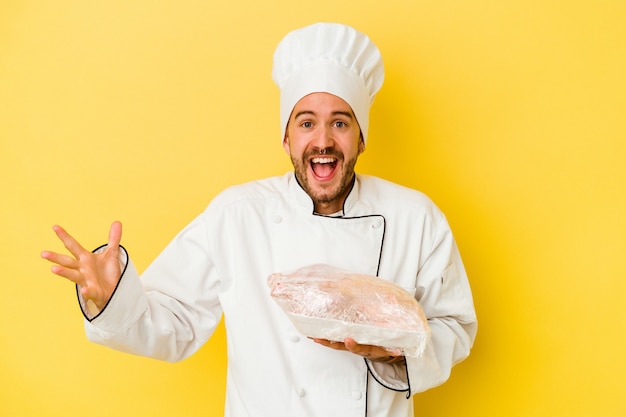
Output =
[{"x1": 305, "y1": 147, "x2": 343, "y2": 159}]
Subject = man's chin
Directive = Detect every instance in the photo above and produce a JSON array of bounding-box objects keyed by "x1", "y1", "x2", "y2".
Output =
[
  {"x1": 303, "y1": 184, "x2": 331, "y2": 202},
  {"x1": 309, "y1": 191, "x2": 336, "y2": 206}
]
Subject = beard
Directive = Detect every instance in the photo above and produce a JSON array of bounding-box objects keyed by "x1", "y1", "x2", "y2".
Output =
[{"x1": 290, "y1": 148, "x2": 358, "y2": 210}]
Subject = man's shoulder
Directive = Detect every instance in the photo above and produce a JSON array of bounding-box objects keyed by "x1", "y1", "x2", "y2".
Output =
[
  {"x1": 208, "y1": 173, "x2": 290, "y2": 210},
  {"x1": 358, "y1": 174, "x2": 435, "y2": 205},
  {"x1": 356, "y1": 174, "x2": 446, "y2": 221}
]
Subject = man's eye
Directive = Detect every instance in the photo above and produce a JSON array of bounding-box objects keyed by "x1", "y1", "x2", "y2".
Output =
[
  {"x1": 302, "y1": 121, "x2": 313, "y2": 128},
  {"x1": 335, "y1": 121, "x2": 346, "y2": 128}
]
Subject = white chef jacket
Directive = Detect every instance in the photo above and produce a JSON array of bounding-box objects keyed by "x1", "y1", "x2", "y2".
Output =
[{"x1": 80, "y1": 172, "x2": 477, "y2": 417}]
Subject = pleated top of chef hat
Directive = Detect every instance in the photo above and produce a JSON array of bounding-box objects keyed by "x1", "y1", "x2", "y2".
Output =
[{"x1": 272, "y1": 22, "x2": 384, "y2": 144}]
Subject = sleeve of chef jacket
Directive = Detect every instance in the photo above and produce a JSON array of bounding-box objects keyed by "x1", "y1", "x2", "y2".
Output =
[
  {"x1": 76, "y1": 213, "x2": 223, "y2": 363},
  {"x1": 366, "y1": 215, "x2": 477, "y2": 396}
]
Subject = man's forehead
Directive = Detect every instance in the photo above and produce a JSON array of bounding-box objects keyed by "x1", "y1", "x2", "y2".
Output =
[{"x1": 291, "y1": 93, "x2": 356, "y2": 119}]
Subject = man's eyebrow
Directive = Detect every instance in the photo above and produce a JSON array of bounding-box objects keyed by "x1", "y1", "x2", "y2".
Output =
[
  {"x1": 293, "y1": 110, "x2": 315, "y2": 119},
  {"x1": 293, "y1": 110, "x2": 355, "y2": 119},
  {"x1": 331, "y1": 110, "x2": 355, "y2": 119}
]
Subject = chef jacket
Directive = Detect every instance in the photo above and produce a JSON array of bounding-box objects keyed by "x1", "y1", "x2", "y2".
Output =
[{"x1": 79, "y1": 172, "x2": 477, "y2": 417}]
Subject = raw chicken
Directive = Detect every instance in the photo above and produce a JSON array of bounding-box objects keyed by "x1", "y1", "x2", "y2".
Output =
[{"x1": 268, "y1": 264, "x2": 430, "y2": 357}]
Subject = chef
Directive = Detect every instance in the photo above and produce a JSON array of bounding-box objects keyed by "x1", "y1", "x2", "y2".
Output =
[{"x1": 42, "y1": 22, "x2": 477, "y2": 417}]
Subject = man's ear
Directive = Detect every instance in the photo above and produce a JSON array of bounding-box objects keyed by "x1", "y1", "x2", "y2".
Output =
[
  {"x1": 282, "y1": 135, "x2": 291, "y2": 155},
  {"x1": 358, "y1": 134, "x2": 365, "y2": 155}
]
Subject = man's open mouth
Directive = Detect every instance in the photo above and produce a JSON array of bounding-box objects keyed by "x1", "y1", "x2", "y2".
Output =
[{"x1": 310, "y1": 157, "x2": 338, "y2": 180}]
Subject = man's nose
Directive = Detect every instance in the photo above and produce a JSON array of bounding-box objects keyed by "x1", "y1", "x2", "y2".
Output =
[{"x1": 311, "y1": 126, "x2": 335, "y2": 150}]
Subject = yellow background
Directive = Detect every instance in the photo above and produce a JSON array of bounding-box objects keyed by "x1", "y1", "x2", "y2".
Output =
[{"x1": 2, "y1": 0, "x2": 625, "y2": 416}]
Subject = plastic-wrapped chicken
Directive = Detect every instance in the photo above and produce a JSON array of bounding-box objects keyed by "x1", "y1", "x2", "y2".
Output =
[{"x1": 267, "y1": 264, "x2": 430, "y2": 357}]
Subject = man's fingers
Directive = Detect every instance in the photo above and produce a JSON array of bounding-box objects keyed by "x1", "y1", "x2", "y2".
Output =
[
  {"x1": 344, "y1": 338, "x2": 372, "y2": 356},
  {"x1": 52, "y1": 225, "x2": 87, "y2": 258},
  {"x1": 48, "y1": 264, "x2": 84, "y2": 285},
  {"x1": 107, "y1": 221, "x2": 122, "y2": 248},
  {"x1": 344, "y1": 338, "x2": 397, "y2": 359},
  {"x1": 78, "y1": 285, "x2": 99, "y2": 304},
  {"x1": 313, "y1": 337, "x2": 399, "y2": 360},
  {"x1": 311, "y1": 338, "x2": 347, "y2": 351},
  {"x1": 41, "y1": 251, "x2": 79, "y2": 269}
]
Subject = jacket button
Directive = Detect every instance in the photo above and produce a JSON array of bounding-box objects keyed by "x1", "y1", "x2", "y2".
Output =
[
  {"x1": 273, "y1": 215, "x2": 283, "y2": 224},
  {"x1": 372, "y1": 219, "x2": 382, "y2": 229},
  {"x1": 352, "y1": 391, "x2": 362, "y2": 400},
  {"x1": 289, "y1": 334, "x2": 300, "y2": 343},
  {"x1": 296, "y1": 388, "x2": 306, "y2": 397}
]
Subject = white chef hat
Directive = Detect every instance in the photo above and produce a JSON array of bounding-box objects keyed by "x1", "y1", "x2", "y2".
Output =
[{"x1": 272, "y1": 22, "x2": 384, "y2": 144}]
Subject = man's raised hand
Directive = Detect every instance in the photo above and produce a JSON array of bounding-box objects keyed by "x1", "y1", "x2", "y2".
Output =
[{"x1": 41, "y1": 221, "x2": 123, "y2": 310}]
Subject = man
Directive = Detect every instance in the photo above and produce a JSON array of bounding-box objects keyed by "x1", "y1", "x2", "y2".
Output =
[{"x1": 42, "y1": 22, "x2": 477, "y2": 416}]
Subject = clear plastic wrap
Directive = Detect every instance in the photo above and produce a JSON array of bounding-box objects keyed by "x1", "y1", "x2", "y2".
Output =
[{"x1": 267, "y1": 264, "x2": 431, "y2": 357}]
